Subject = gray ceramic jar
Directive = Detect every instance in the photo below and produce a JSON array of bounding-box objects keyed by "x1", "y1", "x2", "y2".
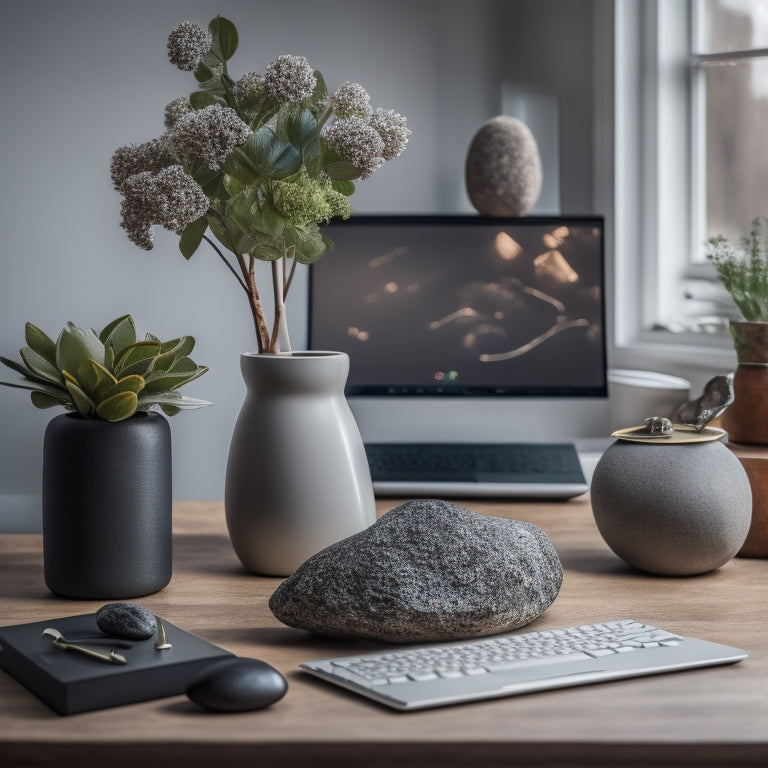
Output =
[
  {"x1": 590, "y1": 438, "x2": 751, "y2": 575},
  {"x1": 225, "y1": 351, "x2": 376, "y2": 576}
]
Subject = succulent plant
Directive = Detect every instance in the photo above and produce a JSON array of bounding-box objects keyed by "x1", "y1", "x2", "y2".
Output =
[{"x1": 0, "y1": 314, "x2": 210, "y2": 422}]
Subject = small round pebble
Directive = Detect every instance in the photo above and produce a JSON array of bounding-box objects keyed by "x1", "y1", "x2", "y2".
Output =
[
  {"x1": 186, "y1": 658, "x2": 288, "y2": 712},
  {"x1": 96, "y1": 602, "x2": 157, "y2": 639}
]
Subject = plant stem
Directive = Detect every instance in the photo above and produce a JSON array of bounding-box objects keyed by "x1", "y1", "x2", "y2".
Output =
[
  {"x1": 244, "y1": 253, "x2": 271, "y2": 353},
  {"x1": 202, "y1": 235, "x2": 248, "y2": 293}
]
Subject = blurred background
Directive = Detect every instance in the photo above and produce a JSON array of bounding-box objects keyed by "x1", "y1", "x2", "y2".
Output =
[{"x1": 0, "y1": 0, "x2": 599, "y2": 530}]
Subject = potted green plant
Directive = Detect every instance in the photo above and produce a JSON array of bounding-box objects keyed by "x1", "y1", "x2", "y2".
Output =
[
  {"x1": 110, "y1": 16, "x2": 410, "y2": 575},
  {"x1": 706, "y1": 216, "x2": 768, "y2": 445},
  {"x1": 0, "y1": 314, "x2": 209, "y2": 598}
]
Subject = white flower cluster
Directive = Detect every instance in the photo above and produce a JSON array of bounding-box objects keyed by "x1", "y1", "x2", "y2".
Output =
[
  {"x1": 234, "y1": 71, "x2": 265, "y2": 102},
  {"x1": 169, "y1": 104, "x2": 252, "y2": 170},
  {"x1": 110, "y1": 138, "x2": 174, "y2": 192},
  {"x1": 331, "y1": 82, "x2": 371, "y2": 118},
  {"x1": 167, "y1": 21, "x2": 212, "y2": 71},
  {"x1": 369, "y1": 108, "x2": 410, "y2": 160},
  {"x1": 164, "y1": 97, "x2": 194, "y2": 129},
  {"x1": 120, "y1": 165, "x2": 209, "y2": 250},
  {"x1": 322, "y1": 116, "x2": 385, "y2": 179},
  {"x1": 264, "y1": 55, "x2": 317, "y2": 103}
]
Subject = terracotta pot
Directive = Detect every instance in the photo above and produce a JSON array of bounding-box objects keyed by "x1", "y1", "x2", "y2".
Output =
[{"x1": 721, "y1": 321, "x2": 768, "y2": 445}]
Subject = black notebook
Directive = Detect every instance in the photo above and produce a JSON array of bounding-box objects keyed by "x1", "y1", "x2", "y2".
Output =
[{"x1": 0, "y1": 612, "x2": 233, "y2": 715}]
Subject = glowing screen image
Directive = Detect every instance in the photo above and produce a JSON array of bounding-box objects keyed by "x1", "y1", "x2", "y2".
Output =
[{"x1": 309, "y1": 216, "x2": 606, "y2": 397}]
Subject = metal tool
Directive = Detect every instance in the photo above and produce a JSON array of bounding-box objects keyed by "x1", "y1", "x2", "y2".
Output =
[
  {"x1": 154, "y1": 617, "x2": 172, "y2": 651},
  {"x1": 42, "y1": 627, "x2": 127, "y2": 665}
]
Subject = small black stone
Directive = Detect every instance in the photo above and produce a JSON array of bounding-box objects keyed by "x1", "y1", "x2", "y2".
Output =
[
  {"x1": 96, "y1": 602, "x2": 157, "y2": 640},
  {"x1": 186, "y1": 658, "x2": 288, "y2": 712}
]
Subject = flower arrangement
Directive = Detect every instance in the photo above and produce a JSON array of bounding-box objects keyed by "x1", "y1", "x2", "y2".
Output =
[
  {"x1": 111, "y1": 16, "x2": 410, "y2": 353},
  {"x1": 0, "y1": 315, "x2": 209, "y2": 422},
  {"x1": 706, "y1": 216, "x2": 768, "y2": 322}
]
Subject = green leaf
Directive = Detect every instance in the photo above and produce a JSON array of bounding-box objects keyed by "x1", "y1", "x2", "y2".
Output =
[
  {"x1": 99, "y1": 314, "x2": 136, "y2": 353},
  {"x1": 142, "y1": 366, "x2": 209, "y2": 394},
  {"x1": 30, "y1": 391, "x2": 64, "y2": 409},
  {"x1": 153, "y1": 336, "x2": 196, "y2": 371},
  {"x1": 194, "y1": 60, "x2": 214, "y2": 83},
  {"x1": 190, "y1": 90, "x2": 221, "y2": 109},
  {"x1": 113, "y1": 341, "x2": 161, "y2": 377},
  {"x1": 180, "y1": 216, "x2": 209, "y2": 260},
  {"x1": 56, "y1": 323, "x2": 105, "y2": 376},
  {"x1": 332, "y1": 179, "x2": 355, "y2": 196},
  {"x1": 64, "y1": 378, "x2": 95, "y2": 417},
  {"x1": 76, "y1": 358, "x2": 118, "y2": 402},
  {"x1": 0, "y1": 379, "x2": 71, "y2": 402},
  {"x1": 104, "y1": 374, "x2": 145, "y2": 400},
  {"x1": 249, "y1": 127, "x2": 302, "y2": 180},
  {"x1": 24, "y1": 323, "x2": 57, "y2": 366},
  {"x1": 96, "y1": 391, "x2": 139, "y2": 422},
  {"x1": 20, "y1": 347, "x2": 63, "y2": 385},
  {"x1": 283, "y1": 108, "x2": 320, "y2": 163},
  {"x1": 138, "y1": 391, "x2": 212, "y2": 411},
  {"x1": 222, "y1": 145, "x2": 262, "y2": 186},
  {"x1": 209, "y1": 16, "x2": 238, "y2": 61},
  {"x1": 284, "y1": 225, "x2": 332, "y2": 265}
]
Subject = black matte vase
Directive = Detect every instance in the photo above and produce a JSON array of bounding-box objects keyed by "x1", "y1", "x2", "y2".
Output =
[{"x1": 42, "y1": 411, "x2": 172, "y2": 598}]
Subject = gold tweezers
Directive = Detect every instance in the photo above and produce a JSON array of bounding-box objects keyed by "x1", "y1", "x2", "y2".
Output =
[{"x1": 42, "y1": 627, "x2": 127, "y2": 665}]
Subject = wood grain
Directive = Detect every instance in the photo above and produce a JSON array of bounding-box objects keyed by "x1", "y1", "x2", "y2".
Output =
[{"x1": 1, "y1": 497, "x2": 766, "y2": 767}]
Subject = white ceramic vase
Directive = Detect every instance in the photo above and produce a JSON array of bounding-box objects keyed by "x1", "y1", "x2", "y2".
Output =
[{"x1": 225, "y1": 351, "x2": 376, "y2": 576}]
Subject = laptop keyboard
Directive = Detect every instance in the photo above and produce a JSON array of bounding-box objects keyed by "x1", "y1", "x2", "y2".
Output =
[{"x1": 365, "y1": 442, "x2": 584, "y2": 482}]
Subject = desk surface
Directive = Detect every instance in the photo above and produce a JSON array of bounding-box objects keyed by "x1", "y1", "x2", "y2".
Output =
[{"x1": 1, "y1": 498, "x2": 766, "y2": 768}]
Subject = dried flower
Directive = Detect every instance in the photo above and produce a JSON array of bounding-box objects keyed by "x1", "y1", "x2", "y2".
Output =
[
  {"x1": 322, "y1": 116, "x2": 385, "y2": 179},
  {"x1": 331, "y1": 82, "x2": 371, "y2": 118},
  {"x1": 234, "y1": 72, "x2": 265, "y2": 102},
  {"x1": 114, "y1": 16, "x2": 409, "y2": 354},
  {"x1": 264, "y1": 54, "x2": 317, "y2": 103},
  {"x1": 169, "y1": 104, "x2": 251, "y2": 169},
  {"x1": 167, "y1": 21, "x2": 212, "y2": 71},
  {"x1": 164, "y1": 97, "x2": 194, "y2": 129},
  {"x1": 110, "y1": 137, "x2": 174, "y2": 192},
  {"x1": 120, "y1": 166, "x2": 209, "y2": 250},
  {"x1": 370, "y1": 108, "x2": 411, "y2": 160}
]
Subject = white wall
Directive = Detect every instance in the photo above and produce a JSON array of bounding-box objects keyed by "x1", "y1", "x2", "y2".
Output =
[{"x1": 0, "y1": 0, "x2": 598, "y2": 530}]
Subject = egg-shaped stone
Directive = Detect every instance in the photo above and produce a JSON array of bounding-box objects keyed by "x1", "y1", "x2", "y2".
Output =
[
  {"x1": 465, "y1": 116, "x2": 542, "y2": 217},
  {"x1": 96, "y1": 602, "x2": 157, "y2": 639},
  {"x1": 186, "y1": 658, "x2": 288, "y2": 712}
]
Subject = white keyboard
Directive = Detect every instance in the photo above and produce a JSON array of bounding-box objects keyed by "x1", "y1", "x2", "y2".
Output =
[{"x1": 299, "y1": 620, "x2": 747, "y2": 710}]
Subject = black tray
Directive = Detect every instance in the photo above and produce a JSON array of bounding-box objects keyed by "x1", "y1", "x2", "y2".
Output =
[{"x1": 0, "y1": 612, "x2": 233, "y2": 715}]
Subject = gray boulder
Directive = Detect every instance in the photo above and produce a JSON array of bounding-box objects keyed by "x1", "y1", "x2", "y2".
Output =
[{"x1": 269, "y1": 499, "x2": 562, "y2": 643}]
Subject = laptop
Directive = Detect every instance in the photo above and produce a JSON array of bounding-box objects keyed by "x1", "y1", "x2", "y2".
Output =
[{"x1": 308, "y1": 215, "x2": 608, "y2": 498}]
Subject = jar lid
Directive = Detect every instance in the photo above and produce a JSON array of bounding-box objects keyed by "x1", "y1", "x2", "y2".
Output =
[{"x1": 612, "y1": 417, "x2": 725, "y2": 444}]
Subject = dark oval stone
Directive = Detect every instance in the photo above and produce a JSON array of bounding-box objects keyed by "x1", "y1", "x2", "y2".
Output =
[
  {"x1": 186, "y1": 658, "x2": 288, "y2": 712},
  {"x1": 96, "y1": 602, "x2": 157, "y2": 639}
]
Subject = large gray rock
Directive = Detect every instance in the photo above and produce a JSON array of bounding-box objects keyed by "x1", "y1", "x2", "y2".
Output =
[{"x1": 269, "y1": 499, "x2": 562, "y2": 643}]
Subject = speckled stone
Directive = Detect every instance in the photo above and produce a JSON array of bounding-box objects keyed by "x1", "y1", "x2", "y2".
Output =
[
  {"x1": 269, "y1": 499, "x2": 562, "y2": 643},
  {"x1": 465, "y1": 116, "x2": 542, "y2": 217},
  {"x1": 591, "y1": 440, "x2": 752, "y2": 575},
  {"x1": 186, "y1": 658, "x2": 288, "y2": 712},
  {"x1": 95, "y1": 602, "x2": 157, "y2": 639}
]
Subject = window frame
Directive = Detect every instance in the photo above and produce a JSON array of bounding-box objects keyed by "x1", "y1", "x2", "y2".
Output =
[{"x1": 606, "y1": 0, "x2": 737, "y2": 382}]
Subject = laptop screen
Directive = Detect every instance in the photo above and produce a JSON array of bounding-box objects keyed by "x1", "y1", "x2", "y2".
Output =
[{"x1": 308, "y1": 215, "x2": 607, "y2": 399}]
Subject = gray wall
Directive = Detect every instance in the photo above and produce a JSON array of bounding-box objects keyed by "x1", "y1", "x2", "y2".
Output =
[{"x1": 0, "y1": 0, "x2": 598, "y2": 531}]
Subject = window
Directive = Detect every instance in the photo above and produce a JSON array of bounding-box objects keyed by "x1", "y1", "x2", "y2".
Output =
[{"x1": 612, "y1": 0, "x2": 768, "y2": 370}]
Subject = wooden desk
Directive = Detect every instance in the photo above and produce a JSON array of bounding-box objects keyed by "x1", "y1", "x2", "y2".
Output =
[{"x1": 1, "y1": 498, "x2": 766, "y2": 768}]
